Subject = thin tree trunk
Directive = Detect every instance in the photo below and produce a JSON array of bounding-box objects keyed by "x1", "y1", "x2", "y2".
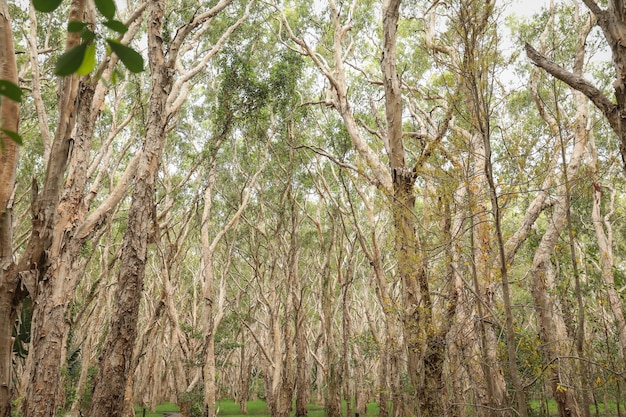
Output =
[
  {"x1": 530, "y1": 122, "x2": 587, "y2": 417},
  {"x1": 294, "y1": 285, "x2": 308, "y2": 417},
  {"x1": 321, "y1": 221, "x2": 341, "y2": 417},
  {"x1": 589, "y1": 133, "x2": 626, "y2": 373}
]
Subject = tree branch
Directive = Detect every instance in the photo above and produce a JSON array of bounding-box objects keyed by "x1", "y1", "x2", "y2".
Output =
[
  {"x1": 525, "y1": 43, "x2": 616, "y2": 117},
  {"x1": 580, "y1": 0, "x2": 604, "y2": 17}
]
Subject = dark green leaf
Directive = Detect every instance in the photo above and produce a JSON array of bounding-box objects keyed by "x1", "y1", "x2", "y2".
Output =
[
  {"x1": 1, "y1": 129, "x2": 23, "y2": 145},
  {"x1": 94, "y1": 0, "x2": 116, "y2": 19},
  {"x1": 81, "y1": 29, "x2": 96, "y2": 43},
  {"x1": 103, "y1": 19, "x2": 128, "y2": 34},
  {"x1": 0, "y1": 80, "x2": 23, "y2": 103},
  {"x1": 106, "y1": 39, "x2": 143, "y2": 73},
  {"x1": 32, "y1": 0, "x2": 64, "y2": 12},
  {"x1": 54, "y1": 43, "x2": 88, "y2": 76},
  {"x1": 67, "y1": 21, "x2": 86, "y2": 32}
]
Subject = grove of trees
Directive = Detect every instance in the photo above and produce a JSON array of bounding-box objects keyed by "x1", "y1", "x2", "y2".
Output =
[{"x1": 1, "y1": 0, "x2": 626, "y2": 416}]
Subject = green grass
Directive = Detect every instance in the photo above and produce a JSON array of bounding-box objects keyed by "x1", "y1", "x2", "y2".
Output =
[
  {"x1": 136, "y1": 398, "x2": 626, "y2": 417},
  {"x1": 134, "y1": 402, "x2": 180, "y2": 416},
  {"x1": 135, "y1": 399, "x2": 380, "y2": 416},
  {"x1": 529, "y1": 399, "x2": 626, "y2": 416}
]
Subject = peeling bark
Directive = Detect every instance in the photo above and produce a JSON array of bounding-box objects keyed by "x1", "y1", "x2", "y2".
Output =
[
  {"x1": 0, "y1": 1, "x2": 19, "y2": 415},
  {"x1": 87, "y1": 1, "x2": 170, "y2": 414}
]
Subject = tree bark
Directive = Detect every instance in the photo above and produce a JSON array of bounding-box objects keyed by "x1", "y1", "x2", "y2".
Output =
[
  {"x1": 0, "y1": 0, "x2": 19, "y2": 414},
  {"x1": 529, "y1": 119, "x2": 587, "y2": 417},
  {"x1": 87, "y1": 1, "x2": 170, "y2": 414},
  {"x1": 294, "y1": 279, "x2": 308, "y2": 417},
  {"x1": 589, "y1": 135, "x2": 626, "y2": 359}
]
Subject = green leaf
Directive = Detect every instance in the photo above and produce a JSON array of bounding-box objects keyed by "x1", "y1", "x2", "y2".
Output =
[
  {"x1": 32, "y1": 0, "x2": 64, "y2": 12},
  {"x1": 94, "y1": 0, "x2": 116, "y2": 19},
  {"x1": 77, "y1": 43, "x2": 96, "y2": 76},
  {"x1": 106, "y1": 39, "x2": 143, "y2": 73},
  {"x1": 54, "y1": 43, "x2": 88, "y2": 76},
  {"x1": 110, "y1": 68, "x2": 120, "y2": 85},
  {"x1": 1, "y1": 129, "x2": 23, "y2": 145},
  {"x1": 103, "y1": 19, "x2": 128, "y2": 34},
  {"x1": 81, "y1": 28, "x2": 96, "y2": 43},
  {"x1": 67, "y1": 21, "x2": 86, "y2": 33},
  {"x1": 0, "y1": 80, "x2": 23, "y2": 103}
]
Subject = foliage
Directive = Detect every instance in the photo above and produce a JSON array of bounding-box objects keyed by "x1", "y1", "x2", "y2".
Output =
[{"x1": 177, "y1": 386, "x2": 204, "y2": 417}]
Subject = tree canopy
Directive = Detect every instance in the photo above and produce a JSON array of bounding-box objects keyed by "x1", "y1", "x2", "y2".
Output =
[{"x1": 1, "y1": 1, "x2": 626, "y2": 417}]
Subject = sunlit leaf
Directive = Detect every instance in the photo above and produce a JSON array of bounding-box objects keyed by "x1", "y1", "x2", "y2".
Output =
[
  {"x1": 54, "y1": 43, "x2": 88, "y2": 76},
  {"x1": 94, "y1": 0, "x2": 116, "y2": 19},
  {"x1": 0, "y1": 80, "x2": 23, "y2": 103},
  {"x1": 110, "y1": 68, "x2": 120, "y2": 85},
  {"x1": 77, "y1": 43, "x2": 96, "y2": 76},
  {"x1": 106, "y1": 39, "x2": 143, "y2": 73},
  {"x1": 32, "y1": 0, "x2": 64, "y2": 12}
]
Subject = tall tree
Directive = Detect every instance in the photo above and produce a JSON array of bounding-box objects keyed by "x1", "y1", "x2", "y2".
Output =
[
  {"x1": 0, "y1": 0, "x2": 20, "y2": 415},
  {"x1": 280, "y1": 0, "x2": 456, "y2": 412}
]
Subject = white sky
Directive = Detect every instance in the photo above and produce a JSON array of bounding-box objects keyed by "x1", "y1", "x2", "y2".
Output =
[{"x1": 506, "y1": 0, "x2": 552, "y2": 18}]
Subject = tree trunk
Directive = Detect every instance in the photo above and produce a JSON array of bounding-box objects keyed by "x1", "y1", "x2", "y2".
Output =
[
  {"x1": 590, "y1": 163, "x2": 626, "y2": 358},
  {"x1": 294, "y1": 290, "x2": 308, "y2": 417},
  {"x1": 321, "y1": 234, "x2": 341, "y2": 417},
  {"x1": 88, "y1": 1, "x2": 169, "y2": 414},
  {"x1": 377, "y1": 335, "x2": 390, "y2": 417},
  {"x1": 19, "y1": 1, "x2": 145, "y2": 414},
  {"x1": 0, "y1": 0, "x2": 19, "y2": 414},
  {"x1": 530, "y1": 121, "x2": 587, "y2": 417},
  {"x1": 238, "y1": 332, "x2": 252, "y2": 414}
]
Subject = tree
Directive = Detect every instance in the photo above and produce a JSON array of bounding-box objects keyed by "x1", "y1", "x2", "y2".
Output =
[
  {"x1": 0, "y1": 1, "x2": 20, "y2": 415},
  {"x1": 526, "y1": 0, "x2": 626, "y2": 173},
  {"x1": 279, "y1": 0, "x2": 457, "y2": 413}
]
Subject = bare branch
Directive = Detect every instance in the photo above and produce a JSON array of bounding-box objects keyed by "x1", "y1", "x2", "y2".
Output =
[
  {"x1": 525, "y1": 43, "x2": 617, "y2": 118},
  {"x1": 581, "y1": 0, "x2": 604, "y2": 16}
]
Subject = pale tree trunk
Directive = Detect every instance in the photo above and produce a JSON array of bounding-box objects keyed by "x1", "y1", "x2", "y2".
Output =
[
  {"x1": 199, "y1": 149, "x2": 222, "y2": 417},
  {"x1": 341, "y1": 257, "x2": 353, "y2": 417},
  {"x1": 527, "y1": 6, "x2": 592, "y2": 416},
  {"x1": 87, "y1": 0, "x2": 170, "y2": 414},
  {"x1": 316, "y1": 217, "x2": 341, "y2": 417},
  {"x1": 274, "y1": 241, "x2": 296, "y2": 417},
  {"x1": 589, "y1": 136, "x2": 626, "y2": 359},
  {"x1": 529, "y1": 110, "x2": 588, "y2": 417},
  {"x1": 294, "y1": 273, "x2": 309, "y2": 417},
  {"x1": 200, "y1": 139, "x2": 265, "y2": 417},
  {"x1": 461, "y1": 130, "x2": 511, "y2": 416},
  {"x1": 0, "y1": 0, "x2": 20, "y2": 414},
  {"x1": 443, "y1": 175, "x2": 473, "y2": 417},
  {"x1": 348, "y1": 180, "x2": 392, "y2": 417},
  {"x1": 558, "y1": 14, "x2": 594, "y2": 417},
  {"x1": 238, "y1": 332, "x2": 252, "y2": 414}
]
